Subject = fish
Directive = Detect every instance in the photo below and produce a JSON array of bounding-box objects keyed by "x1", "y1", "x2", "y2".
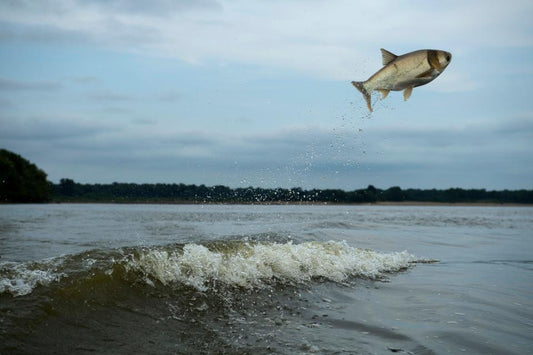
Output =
[{"x1": 352, "y1": 48, "x2": 452, "y2": 112}]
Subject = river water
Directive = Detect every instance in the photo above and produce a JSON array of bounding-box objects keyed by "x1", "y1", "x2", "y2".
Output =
[{"x1": 1, "y1": 204, "x2": 532, "y2": 354}]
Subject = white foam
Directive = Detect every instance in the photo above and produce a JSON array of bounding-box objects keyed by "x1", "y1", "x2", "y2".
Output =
[
  {"x1": 1, "y1": 241, "x2": 419, "y2": 296},
  {"x1": 126, "y1": 241, "x2": 417, "y2": 291},
  {"x1": 0, "y1": 261, "x2": 63, "y2": 296}
]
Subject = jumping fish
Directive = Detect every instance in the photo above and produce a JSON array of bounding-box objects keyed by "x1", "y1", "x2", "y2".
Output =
[{"x1": 352, "y1": 48, "x2": 452, "y2": 112}]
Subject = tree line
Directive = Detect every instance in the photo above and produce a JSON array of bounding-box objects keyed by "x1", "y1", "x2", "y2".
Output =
[
  {"x1": 2, "y1": 148, "x2": 532, "y2": 204},
  {"x1": 0, "y1": 149, "x2": 50, "y2": 203},
  {"x1": 51, "y1": 179, "x2": 533, "y2": 204}
]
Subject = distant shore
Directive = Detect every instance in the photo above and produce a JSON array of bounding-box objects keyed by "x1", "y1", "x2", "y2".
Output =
[
  {"x1": 39, "y1": 200, "x2": 533, "y2": 207},
  {"x1": 372, "y1": 201, "x2": 532, "y2": 207},
  {"x1": 47, "y1": 181, "x2": 533, "y2": 206}
]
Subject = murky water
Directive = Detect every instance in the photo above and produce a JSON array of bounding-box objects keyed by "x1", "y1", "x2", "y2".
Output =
[{"x1": 1, "y1": 204, "x2": 532, "y2": 354}]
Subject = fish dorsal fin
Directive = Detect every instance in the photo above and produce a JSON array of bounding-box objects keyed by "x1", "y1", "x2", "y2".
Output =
[{"x1": 380, "y1": 48, "x2": 398, "y2": 66}]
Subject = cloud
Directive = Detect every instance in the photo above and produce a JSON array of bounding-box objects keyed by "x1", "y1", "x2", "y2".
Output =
[
  {"x1": 156, "y1": 91, "x2": 181, "y2": 102},
  {"x1": 495, "y1": 112, "x2": 533, "y2": 137},
  {"x1": 88, "y1": 92, "x2": 137, "y2": 102},
  {"x1": 0, "y1": 115, "x2": 112, "y2": 141},
  {"x1": 1, "y1": 1, "x2": 531, "y2": 80},
  {"x1": 0, "y1": 78, "x2": 62, "y2": 91},
  {"x1": 0, "y1": 20, "x2": 89, "y2": 44},
  {"x1": 0, "y1": 97, "x2": 13, "y2": 108},
  {"x1": 69, "y1": 76, "x2": 100, "y2": 84},
  {"x1": 3, "y1": 110, "x2": 531, "y2": 189},
  {"x1": 85, "y1": 0, "x2": 222, "y2": 16}
]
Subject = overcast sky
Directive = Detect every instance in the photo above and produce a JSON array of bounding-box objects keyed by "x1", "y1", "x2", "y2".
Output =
[{"x1": 1, "y1": 0, "x2": 532, "y2": 190}]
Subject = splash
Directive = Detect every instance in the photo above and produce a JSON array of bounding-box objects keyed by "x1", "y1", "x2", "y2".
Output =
[
  {"x1": 0, "y1": 259, "x2": 64, "y2": 296},
  {"x1": 1, "y1": 241, "x2": 420, "y2": 297},
  {"x1": 126, "y1": 241, "x2": 417, "y2": 291}
]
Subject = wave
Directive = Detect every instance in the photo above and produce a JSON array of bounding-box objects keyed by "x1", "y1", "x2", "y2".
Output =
[
  {"x1": 1, "y1": 240, "x2": 419, "y2": 297},
  {"x1": 0, "y1": 258, "x2": 65, "y2": 297}
]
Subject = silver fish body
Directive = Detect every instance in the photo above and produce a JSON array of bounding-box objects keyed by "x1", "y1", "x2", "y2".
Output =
[{"x1": 352, "y1": 48, "x2": 452, "y2": 112}]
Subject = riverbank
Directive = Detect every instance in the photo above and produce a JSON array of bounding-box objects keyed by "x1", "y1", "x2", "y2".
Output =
[{"x1": 33, "y1": 200, "x2": 533, "y2": 207}]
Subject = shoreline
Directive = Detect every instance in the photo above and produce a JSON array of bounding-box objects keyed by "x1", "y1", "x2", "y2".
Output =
[
  {"x1": 5, "y1": 200, "x2": 529, "y2": 207},
  {"x1": 372, "y1": 201, "x2": 532, "y2": 207}
]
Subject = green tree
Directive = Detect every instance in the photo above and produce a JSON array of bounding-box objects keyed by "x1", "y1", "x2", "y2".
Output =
[
  {"x1": 0, "y1": 149, "x2": 51, "y2": 202},
  {"x1": 382, "y1": 186, "x2": 404, "y2": 201},
  {"x1": 58, "y1": 178, "x2": 77, "y2": 196}
]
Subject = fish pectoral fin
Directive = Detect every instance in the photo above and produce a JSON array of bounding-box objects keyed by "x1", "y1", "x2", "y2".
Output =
[
  {"x1": 403, "y1": 86, "x2": 414, "y2": 101},
  {"x1": 380, "y1": 48, "x2": 398, "y2": 66},
  {"x1": 377, "y1": 89, "x2": 390, "y2": 99}
]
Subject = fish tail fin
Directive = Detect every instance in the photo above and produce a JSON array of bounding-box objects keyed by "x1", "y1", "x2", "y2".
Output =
[{"x1": 351, "y1": 81, "x2": 373, "y2": 112}]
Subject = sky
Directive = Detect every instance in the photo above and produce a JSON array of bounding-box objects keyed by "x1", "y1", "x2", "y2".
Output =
[{"x1": 1, "y1": 0, "x2": 532, "y2": 190}]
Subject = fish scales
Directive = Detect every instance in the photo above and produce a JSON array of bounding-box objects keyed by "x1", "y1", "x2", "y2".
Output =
[{"x1": 352, "y1": 48, "x2": 451, "y2": 112}]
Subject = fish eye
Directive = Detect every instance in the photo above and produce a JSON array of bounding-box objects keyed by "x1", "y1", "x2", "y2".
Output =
[{"x1": 446, "y1": 55, "x2": 451, "y2": 62}]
